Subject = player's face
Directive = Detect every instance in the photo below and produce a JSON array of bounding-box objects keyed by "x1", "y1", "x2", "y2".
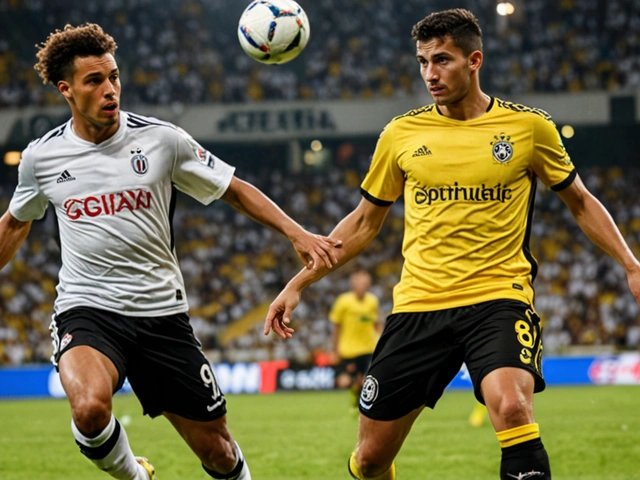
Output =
[
  {"x1": 416, "y1": 36, "x2": 475, "y2": 106},
  {"x1": 351, "y1": 273, "x2": 371, "y2": 297},
  {"x1": 60, "y1": 54, "x2": 121, "y2": 132}
]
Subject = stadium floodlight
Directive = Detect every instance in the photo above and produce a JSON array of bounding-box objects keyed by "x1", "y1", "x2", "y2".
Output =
[
  {"x1": 4, "y1": 151, "x2": 20, "y2": 165},
  {"x1": 496, "y1": 2, "x2": 515, "y2": 16},
  {"x1": 561, "y1": 125, "x2": 575, "y2": 139},
  {"x1": 310, "y1": 140, "x2": 323, "y2": 152}
]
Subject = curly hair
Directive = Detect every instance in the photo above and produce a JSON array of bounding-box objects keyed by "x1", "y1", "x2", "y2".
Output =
[
  {"x1": 34, "y1": 23, "x2": 117, "y2": 86},
  {"x1": 411, "y1": 8, "x2": 482, "y2": 56}
]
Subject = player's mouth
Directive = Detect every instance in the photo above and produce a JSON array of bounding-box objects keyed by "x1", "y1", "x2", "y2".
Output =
[
  {"x1": 429, "y1": 85, "x2": 446, "y2": 95},
  {"x1": 102, "y1": 102, "x2": 118, "y2": 115}
]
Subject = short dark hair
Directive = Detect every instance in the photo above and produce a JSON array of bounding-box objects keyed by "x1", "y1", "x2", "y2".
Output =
[
  {"x1": 34, "y1": 23, "x2": 117, "y2": 86},
  {"x1": 411, "y1": 8, "x2": 482, "y2": 56}
]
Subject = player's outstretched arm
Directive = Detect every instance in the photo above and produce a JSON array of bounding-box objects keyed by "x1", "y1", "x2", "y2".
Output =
[
  {"x1": 557, "y1": 173, "x2": 640, "y2": 304},
  {"x1": 0, "y1": 210, "x2": 32, "y2": 270},
  {"x1": 264, "y1": 197, "x2": 392, "y2": 338},
  {"x1": 221, "y1": 176, "x2": 342, "y2": 270}
]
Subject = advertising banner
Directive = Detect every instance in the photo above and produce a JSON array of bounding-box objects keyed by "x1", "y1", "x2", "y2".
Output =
[{"x1": 1, "y1": 354, "x2": 639, "y2": 399}]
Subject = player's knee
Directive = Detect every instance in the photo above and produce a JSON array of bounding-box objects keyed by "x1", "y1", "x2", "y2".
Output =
[
  {"x1": 71, "y1": 397, "x2": 112, "y2": 435},
  {"x1": 495, "y1": 396, "x2": 532, "y2": 428}
]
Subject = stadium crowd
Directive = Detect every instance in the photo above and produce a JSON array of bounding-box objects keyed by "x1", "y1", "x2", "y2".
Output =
[
  {"x1": 0, "y1": 0, "x2": 639, "y2": 107},
  {"x1": 1, "y1": 164, "x2": 639, "y2": 366}
]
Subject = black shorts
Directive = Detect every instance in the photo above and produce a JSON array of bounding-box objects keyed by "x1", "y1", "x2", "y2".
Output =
[
  {"x1": 337, "y1": 354, "x2": 373, "y2": 378},
  {"x1": 50, "y1": 307, "x2": 227, "y2": 421},
  {"x1": 359, "y1": 299, "x2": 545, "y2": 421}
]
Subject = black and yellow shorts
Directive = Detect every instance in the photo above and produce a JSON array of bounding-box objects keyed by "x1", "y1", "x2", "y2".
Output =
[{"x1": 359, "y1": 299, "x2": 545, "y2": 421}]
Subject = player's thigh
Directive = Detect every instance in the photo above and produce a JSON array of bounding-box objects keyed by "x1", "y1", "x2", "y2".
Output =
[
  {"x1": 126, "y1": 313, "x2": 226, "y2": 421},
  {"x1": 463, "y1": 299, "x2": 545, "y2": 405},
  {"x1": 52, "y1": 307, "x2": 130, "y2": 402},
  {"x1": 361, "y1": 312, "x2": 463, "y2": 421},
  {"x1": 59, "y1": 346, "x2": 120, "y2": 404},
  {"x1": 355, "y1": 407, "x2": 424, "y2": 466}
]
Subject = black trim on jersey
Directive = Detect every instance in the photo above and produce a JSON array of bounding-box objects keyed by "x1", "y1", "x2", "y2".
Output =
[
  {"x1": 485, "y1": 96, "x2": 495, "y2": 112},
  {"x1": 169, "y1": 186, "x2": 177, "y2": 250},
  {"x1": 360, "y1": 188, "x2": 394, "y2": 207},
  {"x1": 550, "y1": 168, "x2": 577, "y2": 192},
  {"x1": 495, "y1": 98, "x2": 552, "y2": 121},
  {"x1": 392, "y1": 104, "x2": 434, "y2": 122},
  {"x1": 434, "y1": 96, "x2": 494, "y2": 117},
  {"x1": 40, "y1": 124, "x2": 67, "y2": 145},
  {"x1": 75, "y1": 419, "x2": 121, "y2": 460},
  {"x1": 127, "y1": 118, "x2": 165, "y2": 129},
  {"x1": 126, "y1": 113, "x2": 170, "y2": 129},
  {"x1": 50, "y1": 205, "x2": 62, "y2": 252},
  {"x1": 522, "y1": 179, "x2": 539, "y2": 284}
]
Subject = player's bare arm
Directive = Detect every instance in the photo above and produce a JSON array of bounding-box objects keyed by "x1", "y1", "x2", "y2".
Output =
[
  {"x1": 264, "y1": 198, "x2": 391, "y2": 338},
  {"x1": 0, "y1": 210, "x2": 32, "y2": 270},
  {"x1": 221, "y1": 175, "x2": 342, "y2": 270},
  {"x1": 557, "y1": 173, "x2": 640, "y2": 304}
]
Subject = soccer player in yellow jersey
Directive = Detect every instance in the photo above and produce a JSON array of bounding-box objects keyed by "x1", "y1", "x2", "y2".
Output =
[
  {"x1": 329, "y1": 270, "x2": 381, "y2": 407},
  {"x1": 264, "y1": 8, "x2": 640, "y2": 480}
]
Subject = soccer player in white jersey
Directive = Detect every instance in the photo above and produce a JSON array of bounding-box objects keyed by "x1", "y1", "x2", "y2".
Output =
[{"x1": 0, "y1": 24, "x2": 341, "y2": 480}]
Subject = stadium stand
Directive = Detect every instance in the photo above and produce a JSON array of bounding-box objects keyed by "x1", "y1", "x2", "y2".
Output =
[{"x1": 0, "y1": 0, "x2": 639, "y2": 108}]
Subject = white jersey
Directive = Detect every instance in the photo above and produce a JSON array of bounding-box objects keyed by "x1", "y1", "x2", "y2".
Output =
[{"x1": 9, "y1": 111, "x2": 235, "y2": 316}]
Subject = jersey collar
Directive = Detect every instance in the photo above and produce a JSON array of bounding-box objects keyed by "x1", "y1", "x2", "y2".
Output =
[{"x1": 66, "y1": 111, "x2": 127, "y2": 148}]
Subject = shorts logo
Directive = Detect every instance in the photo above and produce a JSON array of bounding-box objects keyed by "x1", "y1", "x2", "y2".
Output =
[
  {"x1": 60, "y1": 333, "x2": 73, "y2": 351},
  {"x1": 359, "y1": 375, "x2": 379, "y2": 410}
]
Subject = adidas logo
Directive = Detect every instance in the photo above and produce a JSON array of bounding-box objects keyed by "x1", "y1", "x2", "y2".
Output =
[
  {"x1": 412, "y1": 145, "x2": 432, "y2": 157},
  {"x1": 56, "y1": 170, "x2": 76, "y2": 183}
]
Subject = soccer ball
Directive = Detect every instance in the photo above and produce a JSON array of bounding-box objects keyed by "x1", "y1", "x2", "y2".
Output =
[{"x1": 237, "y1": 0, "x2": 310, "y2": 65}]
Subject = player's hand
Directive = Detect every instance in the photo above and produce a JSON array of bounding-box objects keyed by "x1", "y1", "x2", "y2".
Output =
[
  {"x1": 290, "y1": 230, "x2": 342, "y2": 270},
  {"x1": 264, "y1": 286, "x2": 301, "y2": 339}
]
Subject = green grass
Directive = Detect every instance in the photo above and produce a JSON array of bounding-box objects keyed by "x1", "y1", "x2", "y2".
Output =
[{"x1": 0, "y1": 386, "x2": 639, "y2": 479}]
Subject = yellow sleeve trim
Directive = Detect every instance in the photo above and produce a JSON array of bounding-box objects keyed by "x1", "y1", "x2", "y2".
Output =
[{"x1": 496, "y1": 423, "x2": 540, "y2": 448}]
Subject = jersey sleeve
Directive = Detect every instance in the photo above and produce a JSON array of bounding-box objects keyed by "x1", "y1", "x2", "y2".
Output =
[
  {"x1": 8, "y1": 146, "x2": 48, "y2": 221},
  {"x1": 530, "y1": 115, "x2": 576, "y2": 191},
  {"x1": 360, "y1": 121, "x2": 404, "y2": 205},
  {"x1": 171, "y1": 127, "x2": 235, "y2": 205},
  {"x1": 328, "y1": 295, "x2": 345, "y2": 325}
]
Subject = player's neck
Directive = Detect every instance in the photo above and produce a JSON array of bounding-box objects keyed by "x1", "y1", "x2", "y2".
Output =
[
  {"x1": 71, "y1": 115, "x2": 120, "y2": 145},
  {"x1": 437, "y1": 88, "x2": 491, "y2": 121}
]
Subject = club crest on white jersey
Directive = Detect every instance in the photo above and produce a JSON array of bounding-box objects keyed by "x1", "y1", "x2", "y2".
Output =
[{"x1": 130, "y1": 148, "x2": 149, "y2": 175}]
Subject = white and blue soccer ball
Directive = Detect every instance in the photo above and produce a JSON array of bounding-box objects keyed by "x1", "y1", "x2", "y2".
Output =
[{"x1": 238, "y1": 0, "x2": 310, "y2": 65}]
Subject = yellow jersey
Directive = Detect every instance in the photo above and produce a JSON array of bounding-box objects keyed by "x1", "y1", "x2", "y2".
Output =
[
  {"x1": 360, "y1": 97, "x2": 575, "y2": 313},
  {"x1": 329, "y1": 291, "x2": 379, "y2": 358}
]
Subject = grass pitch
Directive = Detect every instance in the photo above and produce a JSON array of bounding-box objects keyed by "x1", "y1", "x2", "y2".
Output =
[{"x1": 0, "y1": 386, "x2": 638, "y2": 479}]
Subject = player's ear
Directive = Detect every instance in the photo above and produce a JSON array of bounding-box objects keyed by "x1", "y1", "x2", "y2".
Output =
[
  {"x1": 58, "y1": 80, "x2": 72, "y2": 99},
  {"x1": 468, "y1": 50, "x2": 483, "y2": 72}
]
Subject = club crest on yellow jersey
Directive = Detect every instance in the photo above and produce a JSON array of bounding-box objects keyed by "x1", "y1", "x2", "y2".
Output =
[{"x1": 490, "y1": 133, "x2": 514, "y2": 164}]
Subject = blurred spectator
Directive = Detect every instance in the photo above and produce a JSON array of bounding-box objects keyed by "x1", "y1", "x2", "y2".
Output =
[{"x1": 0, "y1": 0, "x2": 639, "y2": 108}]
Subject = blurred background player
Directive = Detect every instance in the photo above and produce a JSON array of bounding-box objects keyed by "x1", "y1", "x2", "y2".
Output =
[
  {"x1": 329, "y1": 269, "x2": 382, "y2": 409},
  {"x1": 468, "y1": 400, "x2": 488, "y2": 428}
]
